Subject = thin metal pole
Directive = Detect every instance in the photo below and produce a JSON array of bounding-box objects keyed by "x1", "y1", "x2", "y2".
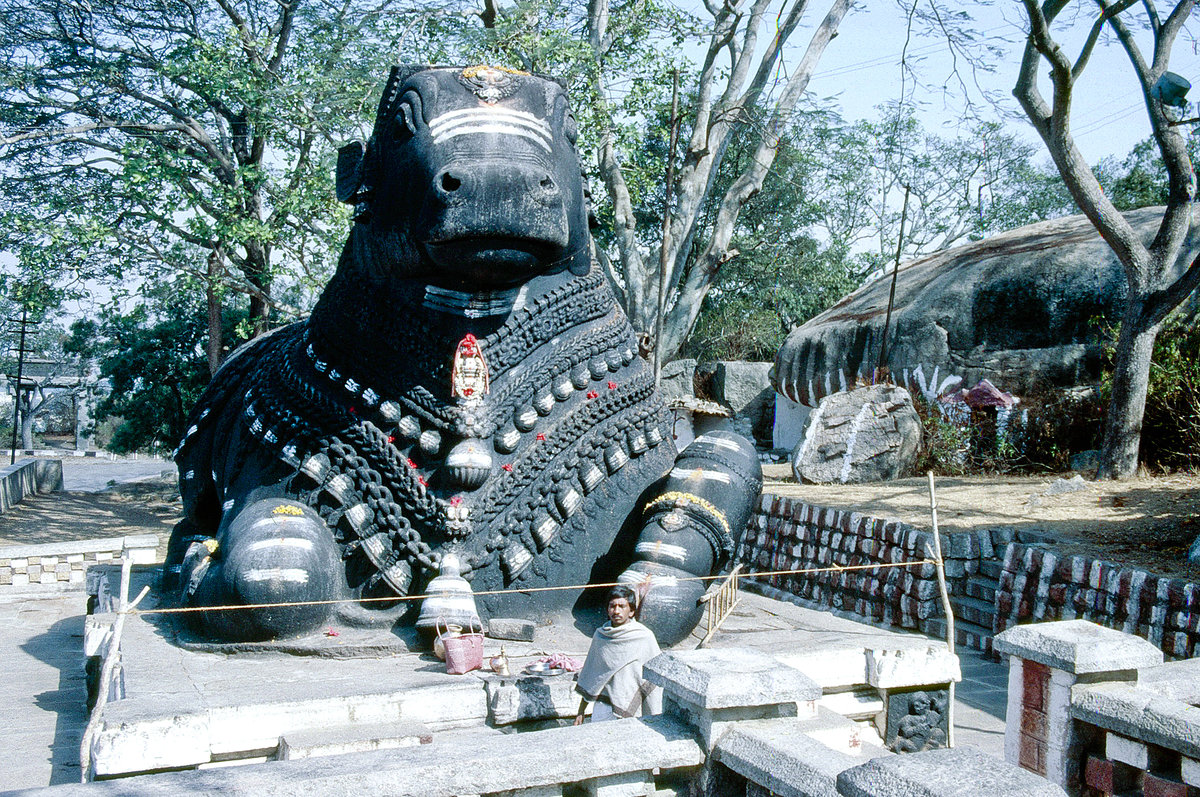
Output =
[
  {"x1": 877, "y1": 185, "x2": 911, "y2": 380},
  {"x1": 10, "y1": 306, "x2": 28, "y2": 464},
  {"x1": 654, "y1": 68, "x2": 680, "y2": 387}
]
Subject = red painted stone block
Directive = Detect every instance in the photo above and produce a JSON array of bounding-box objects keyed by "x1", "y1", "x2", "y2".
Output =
[
  {"x1": 1144, "y1": 772, "x2": 1190, "y2": 797},
  {"x1": 1020, "y1": 707, "x2": 1047, "y2": 737},
  {"x1": 1019, "y1": 732, "x2": 1046, "y2": 774},
  {"x1": 1084, "y1": 755, "x2": 1115, "y2": 794},
  {"x1": 1023, "y1": 660, "x2": 1048, "y2": 713}
]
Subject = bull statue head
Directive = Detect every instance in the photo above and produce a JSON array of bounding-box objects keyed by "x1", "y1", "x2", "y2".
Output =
[{"x1": 336, "y1": 65, "x2": 590, "y2": 290}]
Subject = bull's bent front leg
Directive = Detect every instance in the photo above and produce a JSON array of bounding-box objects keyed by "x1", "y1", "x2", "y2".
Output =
[
  {"x1": 178, "y1": 498, "x2": 342, "y2": 640},
  {"x1": 618, "y1": 431, "x2": 762, "y2": 646}
]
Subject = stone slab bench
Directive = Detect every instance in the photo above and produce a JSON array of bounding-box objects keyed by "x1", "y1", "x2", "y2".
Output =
[
  {"x1": 7, "y1": 715, "x2": 704, "y2": 796},
  {"x1": 278, "y1": 720, "x2": 433, "y2": 759},
  {"x1": 837, "y1": 747, "x2": 1067, "y2": 796},
  {"x1": 713, "y1": 717, "x2": 890, "y2": 797}
]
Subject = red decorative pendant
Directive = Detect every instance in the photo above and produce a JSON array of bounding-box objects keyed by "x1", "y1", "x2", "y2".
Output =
[{"x1": 451, "y1": 333, "x2": 489, "y2": 406}]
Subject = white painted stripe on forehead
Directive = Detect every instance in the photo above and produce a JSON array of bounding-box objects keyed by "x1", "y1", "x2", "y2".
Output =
[
  {"x1": 429, "y1": 106, "x2": 550, "y2": 134},
  {"x1": 432, "y1": 123, "x2": 552, "y2": 152},
  {"x1": 429, "y1": 107, "x2": 553, "y2": 150}
]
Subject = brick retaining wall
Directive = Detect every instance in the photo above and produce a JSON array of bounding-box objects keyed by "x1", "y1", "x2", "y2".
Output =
[
  {"x1": 741, "y1": 494, "x2": 1199, "y2": 660},
  {"x1": 994, "y1": 543, "x2": 1200, "y2": 659},
  {"x1": 736, "y1": 494, "x2": 976, "y2": 635}
]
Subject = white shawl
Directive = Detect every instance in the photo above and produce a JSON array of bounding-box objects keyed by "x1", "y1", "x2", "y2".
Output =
[{"x1": 575, "y1": 619, "x2": 662, "y2": 718}]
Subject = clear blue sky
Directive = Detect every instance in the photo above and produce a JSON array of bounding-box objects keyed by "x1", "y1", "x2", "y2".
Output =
[{"x1": 800, "y1": 2, "x2": 1200, "y2": 163}]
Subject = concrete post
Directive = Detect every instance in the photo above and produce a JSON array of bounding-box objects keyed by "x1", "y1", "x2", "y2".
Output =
[
  {"x1": 643, "y1": 648, "x2": 821, "y2": 751},
  {"x1": 992, "y1": 620, "x2": 1162, "y2": 792}
]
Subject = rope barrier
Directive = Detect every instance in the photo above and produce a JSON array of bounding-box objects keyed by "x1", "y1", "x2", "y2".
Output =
[{"x1": 123, "y1": 558, "x2": 939, "y2": 617}]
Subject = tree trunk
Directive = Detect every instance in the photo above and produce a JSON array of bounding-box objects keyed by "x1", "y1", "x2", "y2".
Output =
[
  {"x1": 20, "y1": 396, "x2": 35, "y2": 451},
  {"x1": 206, "y1": 247, "x2": 225, "y2": 376},
  {"x1": 244, "y1": 241, "x2": 271, "y2": 337},
  {"x1": 1099, "y1": 309, "x2": 1160, "y2": 479}
]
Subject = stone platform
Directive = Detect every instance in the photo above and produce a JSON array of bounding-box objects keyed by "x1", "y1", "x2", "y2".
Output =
[{"x1": 80, "y1": 564, "x2": 972, "y2": 780}]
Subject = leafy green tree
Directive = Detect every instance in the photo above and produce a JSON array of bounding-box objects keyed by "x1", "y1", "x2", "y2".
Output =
[
  {"x1": 1015, "y1": 0, "x2": 1200, "y2": 479},
  {"x1": 683, "y1": 109, "x2": 859, "y2": 361},
  {"x1": 1101, "y1": 133, "x2": 1200, "y2": 212},
  {"x1": 66, "y1": 287, "x2": 240, "y2": 453},
  {"x1": 684, "y1": 105, "x2": 1076, "y2": 363},
  {"x1": 0, "y1": 0, "x2": 417, "y2": 371}
]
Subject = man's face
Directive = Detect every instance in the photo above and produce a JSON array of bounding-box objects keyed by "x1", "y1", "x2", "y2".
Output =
[{"x1": 607, "y1": 597, "x2": 634, "y2": 627}]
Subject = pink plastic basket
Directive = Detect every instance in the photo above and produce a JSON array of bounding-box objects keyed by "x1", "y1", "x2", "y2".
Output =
[{"x1": 443, "y1": 632, "x2": 484, "y2": 674}]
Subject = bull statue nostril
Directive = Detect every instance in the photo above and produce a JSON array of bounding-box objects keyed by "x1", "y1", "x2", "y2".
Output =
[{"x1": 441, "y1": 172, "x2": 462, "y2": 192}]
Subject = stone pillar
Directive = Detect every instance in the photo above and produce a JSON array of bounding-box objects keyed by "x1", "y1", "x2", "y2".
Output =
[
  {"x1": 993, "y1": 620, "x2": 1162, "y2": 792},
  {"x1": 865, "y1": 646, "x2": 960, "y2": 752},
  {"x1": 75, "y1": 387, "x2": 92, "y2": 451},
  {"x1": 643, "y1": 647, "x2": 821, "y2": 751},
  {"x1": 837, "y1": 747, "x2": 1068, "y2": 796}
]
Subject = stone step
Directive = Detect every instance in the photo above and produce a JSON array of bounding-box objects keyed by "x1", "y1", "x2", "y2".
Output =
[
  {"x1": 963, "y1": 578, "x2": 997, "y2": 603},
  {"x1": 278, "y1": 720, "x2": 433, "y2": 760},
  {"x1": 924, "y1": 617, "x2": 992, "y2": 652},
  {"x1": 798, "y1": 706, "x2": 874, "y2": 756},
  {"x1": 819, "y1": 688, "x2": 884, "y2": 722},
  {"x1": 950, "y1": 595, "x2": 996, "y2": 629},
  {"x1": 978, "y1": 559, "x2": 1005, "y2": 581}
]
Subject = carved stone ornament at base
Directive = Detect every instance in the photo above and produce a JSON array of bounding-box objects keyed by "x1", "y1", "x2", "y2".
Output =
[{"x1": 885, "y1": 686, "x2": 951, "y2": 753}]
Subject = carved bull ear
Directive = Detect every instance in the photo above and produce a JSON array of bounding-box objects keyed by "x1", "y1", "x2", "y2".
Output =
[
  {"x1": 336, "y1": 141, "x2": 366, "y2": 204},
  {"x1": 376, "y1": 64, "x2": 432, "y2": 125}
]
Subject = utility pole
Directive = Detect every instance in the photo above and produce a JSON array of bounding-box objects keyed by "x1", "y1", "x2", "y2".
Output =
[
  {"x1": 876, "y1": 185, "x2": 911, "y2": 383},
  {"x1": 654, "y1": 68, "x2": 680, "y2": 388},
  {"x1": 8, "y1": 307, "x2": 32, "y2": 464}
]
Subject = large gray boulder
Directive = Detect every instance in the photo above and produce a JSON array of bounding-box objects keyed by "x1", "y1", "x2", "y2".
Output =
[
  {"x1": 659, "y1": 358, "x2": 697, "y2": 403},
  {"x1": 774, "y1": 208, "x2": 1200, "y2": 406},
  {"x1": 792, "y1": 384, "x2": 922, "y2": 484},
  {"x1": 714, "y1": 361, "x2": 774, "y2": 447}
]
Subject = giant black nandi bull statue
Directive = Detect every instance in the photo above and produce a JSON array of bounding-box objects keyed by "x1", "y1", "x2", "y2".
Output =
[{"x1": 167, "y1": 65, "x2": 761, "y2": 646}]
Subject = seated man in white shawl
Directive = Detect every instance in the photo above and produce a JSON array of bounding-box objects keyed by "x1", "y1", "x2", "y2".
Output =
[{"x1": 574, "y1": 585, "x2": 662, "y2": 723}]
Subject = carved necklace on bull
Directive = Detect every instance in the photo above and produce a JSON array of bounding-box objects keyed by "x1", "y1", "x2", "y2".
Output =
[{"x1": 242, "y1": 271, "x2": 652, "y2": 600}]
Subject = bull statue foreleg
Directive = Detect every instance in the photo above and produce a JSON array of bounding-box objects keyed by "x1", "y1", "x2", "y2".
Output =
[{"x1": 618, "y1": 431, "x2": 761, "y2": 646}]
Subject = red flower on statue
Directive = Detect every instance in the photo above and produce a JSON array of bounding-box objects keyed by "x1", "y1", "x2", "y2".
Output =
[
  {"x1": 449, "y1": 496, "x2": 463, "y2": 507},
  {"x1": 586, "y1": 390, "x2": 599, "y2": 400},
  {"x1": 607, "y1": 381, "x2": 617, "y2": 390},
  {"x1": 536, "y1": 433, "x2": 546, "y2": 441},
  {"x1": 502, "y1": 463, "x2": 513, "y2": 472}
]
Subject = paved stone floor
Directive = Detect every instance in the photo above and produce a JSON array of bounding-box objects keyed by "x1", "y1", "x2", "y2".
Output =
[
  {"x1": 0, "y1": 586, "x2": 1010, "y2": 789},
  {"x1": 0, "y1": 593, "x2": 87, "y2": 788},
  {"x1": 952, "y1": 648, "x2": 1010, "y2": 753}
]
